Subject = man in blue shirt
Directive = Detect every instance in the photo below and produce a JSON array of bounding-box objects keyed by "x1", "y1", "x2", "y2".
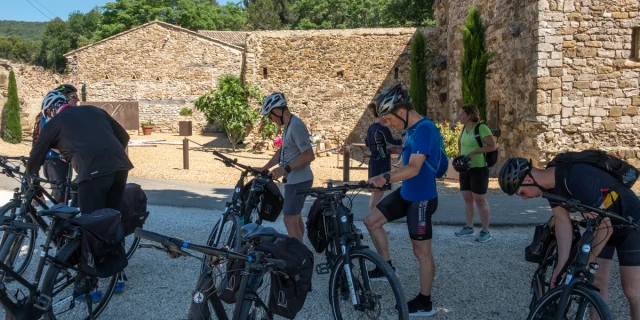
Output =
[{"x1": 365, "y1": 84, "x2": 441, "y2": 317}]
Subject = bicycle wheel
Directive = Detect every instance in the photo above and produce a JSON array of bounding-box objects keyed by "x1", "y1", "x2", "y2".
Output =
[
  {"x1": 529, "y1": 238, "x2": 558, "y2": 309},
  {"x1": 329, "y1": 248, "x2": 409, "y2": 320},
  {"x1": 40, "y1": 238, "x2": 118, "y2": 320},
  {"x1": 527, "y1": 282, "x2": 614, "y2": 320},
  {"x1": 200, "y1": 214, "x2": 242, "y2": 275},
  {"x1": 0, "y1": 201, "x2": 36, "y2": 277},
  {"x1": 124, "y1": 233, "x2": 140, "y2": 260}
]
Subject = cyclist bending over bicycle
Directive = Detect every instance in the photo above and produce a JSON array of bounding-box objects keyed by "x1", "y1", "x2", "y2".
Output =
[{"x1": 499, "y1": 155, "x2": 640, "y2": 319}]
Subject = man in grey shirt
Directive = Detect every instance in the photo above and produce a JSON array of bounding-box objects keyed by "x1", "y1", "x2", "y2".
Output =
[{"x1": 257, "y1": 93, "x2": 315, "y2": 242}]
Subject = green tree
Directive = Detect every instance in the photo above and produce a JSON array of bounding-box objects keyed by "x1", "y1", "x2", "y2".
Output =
[
  {"x1": 3, "y1": 70, "x2": 22, "y2": 144},
  {"x1": 194, "y1": 75, "x2": 262, "y2": 151},
  {"x1": 37, "y1": 18, "x2": 72, "y2": 73},
  {"x1": 461, "y1": 6, "x2": 492, "y2": 122},
  {"x1": 410, "y1": 30, "x2": 428, "y2": 115},
  {"x1": 384, "y1": 0, "x2": 435, "y2": 26}
]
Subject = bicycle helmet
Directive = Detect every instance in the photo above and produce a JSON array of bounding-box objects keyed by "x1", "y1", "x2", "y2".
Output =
[
  {"x1": 498, "y1": 157, "x2": 532, "y2": 195},
  {"x1": 452, "y1": 155, "x2": 472, "y2": 172},
  {"x1": 41, "y1": 90, "x2": 68, "y2": 119},
  {"x1": 55, "y1": 84, "x2": 77, "y2": 95},
  {"x1": 375, "y1": 84, "x2": 411, "y2": 117},
  {"x1": 261, "y1": 93, "x2": 287, "y2": 116}
]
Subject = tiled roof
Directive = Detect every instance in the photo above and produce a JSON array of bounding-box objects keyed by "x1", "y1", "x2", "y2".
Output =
[{"x1": 197, "y1": 30, "x2": 247, "y2": 48}]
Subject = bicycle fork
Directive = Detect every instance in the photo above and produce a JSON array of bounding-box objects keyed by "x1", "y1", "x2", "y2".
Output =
[{"x1": 340, "y1": 244, "x2": 361, "y2": 306}]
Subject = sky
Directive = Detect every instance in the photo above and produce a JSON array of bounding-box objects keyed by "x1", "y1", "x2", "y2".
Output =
[{"x1": 0, "y1": 0, "x2": 233, "y2": 22}]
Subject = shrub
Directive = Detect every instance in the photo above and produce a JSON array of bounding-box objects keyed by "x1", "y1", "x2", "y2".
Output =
[{"x1": 436, "y1": 120, "x2": 462, "y2": 158}]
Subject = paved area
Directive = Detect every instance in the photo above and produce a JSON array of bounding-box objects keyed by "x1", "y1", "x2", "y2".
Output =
[{"x1": 0, "y1": 190, "x2": 631, "y2": 319}]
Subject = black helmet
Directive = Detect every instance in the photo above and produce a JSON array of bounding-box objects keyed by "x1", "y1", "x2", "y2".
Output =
[
  {"x1": 452, "y1": 155, "x2": 471, "y2": 172},
  {"x1": 55, "y1": 84, "x2": 77, "y2": 95},
  {"x1": 375, "y1": 84, "x2": 411, "y2": 116},
  {"x1": 498, "y1": 157, "x2": 532, "y2": 195}
]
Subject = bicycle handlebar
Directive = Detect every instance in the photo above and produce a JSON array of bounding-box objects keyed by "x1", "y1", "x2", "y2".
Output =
[
  {"x1": 296, "y1": 180, "x2": 391, "y2": 196},
  {"x1": 0, "y1": 161, "x2": 76, "y2": 188},
  {"x1": 541, "y1": 191, "x2": 640, "y2": 232},
  {"x1": 0, "y1": 156, "x2": 29, "y2": 164},
  {"x1": 133, "y1": 228, "x2": 286, "y2": 270},
  {"x1": 212, "y1": 151, "x2": 269, "y2": 177}
]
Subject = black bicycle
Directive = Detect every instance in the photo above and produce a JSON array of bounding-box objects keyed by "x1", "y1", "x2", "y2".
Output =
[
  {"x1": 0, "y1": 201, "x2": 119, "y2": 319},
  {"x1": 296, "y1": 181, "x2": 409, "y2": 319},
  {"x1": 527, "y1": 191, "x2": 640, "y2": 320},
  {"x1": 135, "y1": 226, "x2": 287, "y2": 320},
  {"x1": 0, "y1": 159, "x2": 139, "y2": 279}
]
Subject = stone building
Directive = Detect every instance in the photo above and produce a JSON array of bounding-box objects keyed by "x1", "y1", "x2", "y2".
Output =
[{"x1": 1, "y1": 0, "x2": 639, "y2": 166}]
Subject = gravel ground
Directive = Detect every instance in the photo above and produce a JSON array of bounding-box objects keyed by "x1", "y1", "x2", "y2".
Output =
[{"x1": 0, "y1": 190, "x2": 629, "y2": 320}]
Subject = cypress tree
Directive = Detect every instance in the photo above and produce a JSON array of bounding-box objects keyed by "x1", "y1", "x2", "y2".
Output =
[
  {"x1": 3, "y1": 70, "x2": 22, "y2": 144},
  {"x1": 461, "y1": 6, "x2": 492, "y2": 122},
  {"x1": 410, "y1": 29, "x2": 428, "y2": 115}
]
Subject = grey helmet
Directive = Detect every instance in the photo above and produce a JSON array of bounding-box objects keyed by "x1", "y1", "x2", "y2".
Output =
[
  {"x1": 375, "y1": 84, "x2": 411, "y2": 117},
  {"x1": 261, "y1": 93, "x2": 287, "y2": 116},
  {"x1": 41, "y1": 90, "x2": 68, "y2": 119}
]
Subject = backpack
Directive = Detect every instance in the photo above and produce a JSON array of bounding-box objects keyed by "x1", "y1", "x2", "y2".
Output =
[
  {"x1": 406, "y1": 119, "x2": 449, "y2": 178},
  {"x1": 306, "y1": 198, "x2": 328, "y2": 253},
  {"x1": 548, "y1": 150, "x2": 639, "y2": 188},
  {"x1": 32, "y1": 113, "x2": 43, "y2": 146},
  {"x1": 120, "y1": 183, "x2": 150, "y2": 236},
  {"x1": 256, "y1": 237, "x2": 314, "y2": 319},
  {"x1": 463, "y1": 123, "x2": 498, "y2": 167},
  {"x1": 70, "y1": 208, "x2": 128, "y2": 278},
  {"x1": 242, "y1": 177, "x2": 284, "y2": 222}
]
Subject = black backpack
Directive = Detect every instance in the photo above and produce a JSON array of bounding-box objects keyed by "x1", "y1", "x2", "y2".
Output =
[
  {"x1": 120, "y1": 183, "x2": 150, "y2": 236},
  {"x1": 525, "y1": 217, "x2": 556, "y2": 264},
  {"x1": 242, "y1": 178, "x2": 284, "y2": 222},
  {"x1": 306, "y1": 198, "x2": 328, "y2": 253},
  {"x1": 70, "y1": 208, "x2": 128, "y2": 278},
  {"x1": 548, "y1": 150, "x2": 639, "y2": 188},
  {"x1": 463, "y1": 123, "x2": 498, "y2": 167},
  {"x1": 256, "y1": 237, "x2": 314, "y2": 319}
]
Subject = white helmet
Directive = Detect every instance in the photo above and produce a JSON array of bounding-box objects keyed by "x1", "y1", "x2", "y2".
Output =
[
  {"x1": 261, "y1": 93, "x2": 287, "y2": 116},
  {"x1": 41, "y1": 90, "x2": 68, "y2": 118},
  {"x1": 376, "y1": 84, "x2": 411, "y2": 117}
]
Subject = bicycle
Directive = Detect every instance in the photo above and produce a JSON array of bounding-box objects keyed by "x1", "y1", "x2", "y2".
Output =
[
  {"x1": 296, "y1": 181, "x2": 409, "y2": 319},
  {"x1": 134, "y1": 226, "x2": 288, "y2": 320},
  {"x1": 0, "y1": 158, "x2": 139, "y2": 279},
  {"x1": 526, "y1": 191, "x2": 640, "y2": 320},
  {"x1": 0, "y1": 201, "x2": 120, "y2": 319}
]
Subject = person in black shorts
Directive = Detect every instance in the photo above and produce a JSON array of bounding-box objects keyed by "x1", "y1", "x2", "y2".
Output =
[
  {"x1": 364, "y1": 102, "x2": 401, "y2": 211},
  {"x1": 499, "y1": 156, "x2": 640, "y2": 319},
  {"x1": 364, "y1": 85, "x2": 443, "y2": 317}
]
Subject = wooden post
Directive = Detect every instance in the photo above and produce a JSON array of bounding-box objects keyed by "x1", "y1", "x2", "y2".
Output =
[
  {"x1": 343, "y1": 145, "x2": 350, "y2": 182},
  {"x1": 183, "y1": 138, "x2": 189, "y2": 170}
]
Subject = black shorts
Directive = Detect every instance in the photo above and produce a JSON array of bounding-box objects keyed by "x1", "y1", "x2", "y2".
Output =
[
  {"x1": 598, "y1": 228, "x2": 640, "y2": 266},
  {"x1": 459, "y1": 166, "x2": 489, "y2": 195},
  {"x1": 376, "y1": 188, "x2": 438, "y2": 241}
]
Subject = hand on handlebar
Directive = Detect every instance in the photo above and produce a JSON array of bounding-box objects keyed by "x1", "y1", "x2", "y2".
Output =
[
  {"x1": 271, "y1": 166, "x2": 286, "y2": 180},
  {"x1": 368, "y1": 174, "x2": 389, "y2": 190}
]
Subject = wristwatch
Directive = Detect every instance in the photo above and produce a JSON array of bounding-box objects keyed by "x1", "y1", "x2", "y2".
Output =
[
  {"x1": 284, "y1": 165, "x2": 292, "y2": 173},
  {"x1": 383, "y1": 173, "x2": 391, "y2": 184}
]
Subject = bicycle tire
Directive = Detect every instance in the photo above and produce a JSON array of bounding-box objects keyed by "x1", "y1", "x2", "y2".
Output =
[
  {"x1": 329, "y1": 248, "x2": 409, "y2": 320},
  {"x1": 200, "y1": 214, "x2": 242, "y2": 274},
  {"x1": 40, "y1": 238, "x2": 118, "y2": 320},
  {"x1": 527, "y1": 282, "x2": 614, "y2": 320},
  {"x1": 0, "y1": 201, "x2": 36, "y2": 277},
  {"x1": 125, "y1": 234, "x2": 140, "y2": 260}
]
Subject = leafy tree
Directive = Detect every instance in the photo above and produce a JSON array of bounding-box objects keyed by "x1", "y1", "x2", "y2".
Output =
[
  {"x1": 194, "y1": 74, "x2": 262, "y2": 151},
  {"x1": 36, "y1": 18, "x2": 72, "y2": 73},
  {"x1": 384, "y1": 0, "x2": 435, "y2": 26},
  {"x1": 461, "y1": 6, "x2": 492, "y2": 122},
  {"x1": 410, "y1": 29, "x2": 428, "y2": 115},
  {"x1": 3, "y1": 70, "x2": 22, "y2": 144},
  {"x1": 0, "y1": 36, "x2": 40, "y2": 63},
  {"x1": 0, "y1": 20, "x2": 47, "y2": 40}
]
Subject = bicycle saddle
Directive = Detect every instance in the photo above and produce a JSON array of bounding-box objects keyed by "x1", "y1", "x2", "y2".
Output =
[
  {"x1": 241, "y1": 223, "x2": 279, "y2": 244},
  {"x1": 38, "y1": 204, "x2": 81, "y2": 220}
]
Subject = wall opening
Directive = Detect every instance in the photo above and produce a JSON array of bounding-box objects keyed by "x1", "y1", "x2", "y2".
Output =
[
  {"x1": 337, "y1": 70, "x2": 344, "y2": 78},
  {"x1": 263, "y1": 67, "x2": 268, "y2": 79},
  {"x1": 632, "y1": 27, "x2": 640, "y2": 60},
  {"x1": 394, "y1": 67, "x2": 399, "y2": 79}
]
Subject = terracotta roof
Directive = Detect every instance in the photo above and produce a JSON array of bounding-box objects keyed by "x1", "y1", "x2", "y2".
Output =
[
  {"x1": 64, "y1": 21, "x2": 243, "y2": 57},
  {"x1": 197, "y1": 30, "x2": 247, "y2": 48}
]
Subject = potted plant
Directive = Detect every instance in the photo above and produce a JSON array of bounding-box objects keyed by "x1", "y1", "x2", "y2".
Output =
[
  {"x1": 141, "y1": 120, "x2": 154, "y2": 135},
  {"x1": 436, "y1": 120, "x2": 462, "y2": 180},
  {"x1": 179, "y1": 107, "x2": 193, "y2": 136}
]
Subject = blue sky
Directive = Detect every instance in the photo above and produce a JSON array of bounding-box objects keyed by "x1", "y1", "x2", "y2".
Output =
[{"x1": 1, "y1": 0, "x2": 233, "y2": 22}]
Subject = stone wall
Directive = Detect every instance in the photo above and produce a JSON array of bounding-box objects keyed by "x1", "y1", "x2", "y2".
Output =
[
  {"x1": 433, "y1": 0, "x2": 540, "y2": 165},
  {"x1": 243, "y1": 27, "x2": 439, "y2": 147},
  {"x1": 533, "y1": 0, "x2": 640, "y2": 167}
]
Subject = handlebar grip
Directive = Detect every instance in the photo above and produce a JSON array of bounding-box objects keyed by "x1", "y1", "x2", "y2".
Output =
[
  {"x1": 266, "y1": 258, "x2": 287, "y2": 270},
  {"x1": 134, "y1": 228, "x2": 181, "y2": 247}
]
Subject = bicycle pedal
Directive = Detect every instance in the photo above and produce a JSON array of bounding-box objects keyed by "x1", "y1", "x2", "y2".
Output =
[
  {"x1": 316, "y1": 263, "x2": 331, "y2": 275},
  {"x1": 34, "y1": 294, "x2": 52, "y2": 311}
]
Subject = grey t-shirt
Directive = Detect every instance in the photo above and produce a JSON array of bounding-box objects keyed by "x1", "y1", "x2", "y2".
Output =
[{"x1": 279, "y1": 115, "x2": 313, "y2": 184}]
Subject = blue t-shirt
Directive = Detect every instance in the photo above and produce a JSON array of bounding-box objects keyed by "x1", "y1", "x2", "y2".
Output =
[
  {"x1": 40, "y1": 116, "x2": 59, "y2": 159},
  {"x1": 400, "y1": 118, "x2": 440, "y2": 202}
]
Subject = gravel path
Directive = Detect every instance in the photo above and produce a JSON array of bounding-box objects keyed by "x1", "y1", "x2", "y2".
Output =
[{"x1": 0, "y1": 190, "x2": 631, "y2": 319}]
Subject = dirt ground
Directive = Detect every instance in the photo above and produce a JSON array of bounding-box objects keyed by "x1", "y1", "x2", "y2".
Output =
[{"x1": 5, "y1": 132, "x2": 638, "y2": 196}]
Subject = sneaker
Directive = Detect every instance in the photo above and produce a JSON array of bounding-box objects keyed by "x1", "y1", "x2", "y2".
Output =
[
  {"x1": 455, "y1": 226, "x2": 474, "y2": 237},
  {"x1": 114, "y1": 280, "x2": 125, "y2": 294},
  {"x1": 367, "y1": 265, "x2": 396, "y2": 282},
  {"x1": 75, "y1": 290, "x2": 103, "y2": 302},
  {"x1": 407, "y1": 296, "x2": 436, "y2": 317},
  {"x1": 476, "y1": 230, "x2": 491, "y2": 243}
]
